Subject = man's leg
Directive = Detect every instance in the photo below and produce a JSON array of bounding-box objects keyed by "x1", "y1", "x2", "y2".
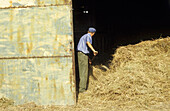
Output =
[{"x1": 78, "y1": 52, "x2": 88, "y2": 93}]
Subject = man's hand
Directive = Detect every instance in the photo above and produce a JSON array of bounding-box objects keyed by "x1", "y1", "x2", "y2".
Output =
[
  {"x1": 86, "y1": 42, "x2": 98, "y2": 56},
  {"x1": 93, "y1": 51, "x2": 98, "y2": 56}
]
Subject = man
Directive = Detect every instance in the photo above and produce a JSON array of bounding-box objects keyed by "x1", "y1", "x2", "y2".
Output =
[{"x1": 77, "y1": 27, "x2": 98, "y2": 93}]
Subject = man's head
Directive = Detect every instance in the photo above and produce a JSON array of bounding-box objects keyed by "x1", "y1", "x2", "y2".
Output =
[{"x1": 88, "y1": 27, "x2": 96, "y2": 37}]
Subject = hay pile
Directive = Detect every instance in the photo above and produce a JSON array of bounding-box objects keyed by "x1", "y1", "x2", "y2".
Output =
[{"x1": 85, "y1": 37, "x2": 170, "y2": 110}]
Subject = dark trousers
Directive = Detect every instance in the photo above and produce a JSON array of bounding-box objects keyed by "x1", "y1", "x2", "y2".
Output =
[{"x1": 78, "y1": 52, "x2": 88, "y2": 92}]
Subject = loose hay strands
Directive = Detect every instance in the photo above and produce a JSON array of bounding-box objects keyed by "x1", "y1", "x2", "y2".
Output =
[{"x1": 83, "y1": 37, "x2": 170, "y2": 110}]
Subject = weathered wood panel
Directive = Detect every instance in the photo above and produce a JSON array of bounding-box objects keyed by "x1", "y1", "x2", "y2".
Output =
[
  {"x1": 0, "y1": 6, "x2": 72, "y2": 58},
  {"x1": 0, "y1": 58, "x2": 75, "y2": 105},
  {"x1": 0, "y1": 0, "x2": 76, "y2": 105},
  {"x1": 0, "y1": 0, "x2": 71, "y2": 8}
]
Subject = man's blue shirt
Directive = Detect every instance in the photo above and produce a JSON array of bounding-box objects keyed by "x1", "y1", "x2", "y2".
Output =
[{"x1": 77, "y1": 33, "x2": 92, "y2": 54}]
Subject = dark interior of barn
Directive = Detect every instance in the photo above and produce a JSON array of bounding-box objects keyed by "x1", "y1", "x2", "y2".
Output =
[{"x1": 73, "y1": 0, "x2": 170, "y2": 54}]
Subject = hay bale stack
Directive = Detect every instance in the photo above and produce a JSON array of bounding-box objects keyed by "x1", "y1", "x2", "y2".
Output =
[{"x1": 87, "y1": 37, "x2": 170, "y2": 110}]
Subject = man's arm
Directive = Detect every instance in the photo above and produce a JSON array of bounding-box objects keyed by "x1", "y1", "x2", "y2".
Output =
[{"x1": 86, "y1": 42, "x2": 98, "y2": 56}]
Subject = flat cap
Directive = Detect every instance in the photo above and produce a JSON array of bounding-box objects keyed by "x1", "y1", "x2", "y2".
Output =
[{"x1": 88, "y1": 27, "x2": 96, "y2": 33}]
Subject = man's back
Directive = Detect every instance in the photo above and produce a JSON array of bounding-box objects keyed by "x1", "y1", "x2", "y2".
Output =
[{"x1": 77, "y1": 33, "x2": 92, "y2": 54}]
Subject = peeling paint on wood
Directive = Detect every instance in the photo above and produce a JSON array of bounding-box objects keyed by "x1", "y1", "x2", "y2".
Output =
[
  {"x1": 0, "y1": 6, "x2": 72, "y2": 58},
  {"x1": 0, "y1": 58, "x2": 75, "y2": 105},
  {"x1": 0, "y1": 0, "x2": 71, "y2": 8},
  {"x1": 0, "y1": 0, "x2": 76, "y2": 106}
]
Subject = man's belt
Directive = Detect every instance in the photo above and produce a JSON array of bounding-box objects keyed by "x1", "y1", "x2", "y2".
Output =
[{"x1": 77, "y1": 51, "x2": 89, "y2": 56}]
